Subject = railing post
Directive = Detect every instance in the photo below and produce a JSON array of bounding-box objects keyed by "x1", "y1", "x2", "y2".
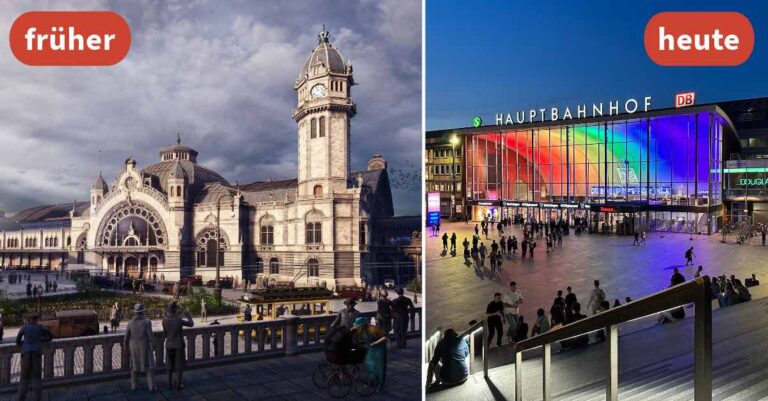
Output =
[
  {"x1": 0, "y1": 349, "x2": 12, "y2": 385},
  {"x1": 607, "y1": 325, "x2": 618, "y2": 401},
  {"x1": 469, "y1": 331, "x2": 475, "y2": 374},
  {"x1": 482, "y1": 319, "x2": 489, "y2": 378},
  {"x1": 282, "y1": 315, "x2": 299, "y2": 356},
  {"x1": 83, "y1": 342, "x2": 94, "y2": 375},
  {"x1": 63, "y1": 345, "x2": 75, "y2": 377},
  {"x1": 103, "y1": 341, "x2": 113, "y2": 373},
  {"x1": 694, "y1": 277, "x2": 713, "y2": 401},
  {"x1": 515, "y1": 350, "x2": 522, "y2": 401},
  {"x1": 543, "y1": 343, "x2": 551, "y2": 401},
  {"x1": 244, "y1": 325, "x2": 252, "y2": 354}
]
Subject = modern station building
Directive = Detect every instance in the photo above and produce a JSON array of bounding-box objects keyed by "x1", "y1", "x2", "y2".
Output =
[{"x1": 426, "y1": 96, "x2": 768, "y2": 235}]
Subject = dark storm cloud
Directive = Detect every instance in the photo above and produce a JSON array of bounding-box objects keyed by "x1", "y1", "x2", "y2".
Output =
[{"x1": 0, "y1": 0, "x2": 422, "y2": 215}]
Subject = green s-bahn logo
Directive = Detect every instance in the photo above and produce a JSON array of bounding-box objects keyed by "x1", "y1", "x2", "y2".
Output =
[{"x1": 472, "y1": 116, "x2": 482, "y2": 128}]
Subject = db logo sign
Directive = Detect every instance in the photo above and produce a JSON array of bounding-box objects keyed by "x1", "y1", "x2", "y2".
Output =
[
  {"x1": 675, "y1": 92, "x2": 696, "y2": 108},
  {"x1": 644, "y1": 12, "x2": 754, "y2": 66},
  {"x1": 10, "y1": 11, "x2": 131, "y2": 66}
]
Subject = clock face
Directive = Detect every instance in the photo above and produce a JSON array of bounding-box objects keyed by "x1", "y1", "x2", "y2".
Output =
[{"x1": 310, "y1": 84, "x2": 327, "y2": 98}]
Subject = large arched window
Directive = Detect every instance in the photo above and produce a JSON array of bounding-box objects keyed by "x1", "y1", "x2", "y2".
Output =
[
  {"x1": 260, "y1": 215, "x2": 275, "y2": 245},
  {"x1": 319, "y1": 116, "x2": 326, "y2": 137},
  {"x1": 97, "y1": 202, "x2": 167, "y2": 247},
  {"x1": 311, "y1": 118, "x2": 317, "y2": 138},
  {"x1": 196, "y1": 228, "x2": 228, "y2": 267},
  {"x1": 255, "y1": 257, "x2": 264, "y2": 274},
  {"x1": 306, "y1": 222, "x2": 322, "y2": 244},
  {"x1": 308, "y1": 258, "x2": 320, "y2": 277},
  {"x1": 269, "y1": 257, "x2": 279, "y2": 275}
]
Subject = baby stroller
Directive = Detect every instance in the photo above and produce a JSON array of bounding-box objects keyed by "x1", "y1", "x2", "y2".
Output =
[{"x1": 313, "y1": 325, "x2": 379, "y2": 398}]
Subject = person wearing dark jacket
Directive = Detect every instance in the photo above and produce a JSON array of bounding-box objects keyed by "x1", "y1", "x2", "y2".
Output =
[
  {"x1": 391, "y1": 288, "x2": 415, "y2": 348},
  {"x1": 162, "y1": 302, "x2": 194, "y2": 390},
  {"x1": 16, "y1": 314, "x2": 52, "y2": 401},
  {"x1": 376, "y1": 291, "x2": 393, "y2": 337}
]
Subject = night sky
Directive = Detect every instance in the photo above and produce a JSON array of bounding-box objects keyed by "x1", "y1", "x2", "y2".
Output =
[{"x1": 427, "y1": 0, "x2": 768, "y2": 130}]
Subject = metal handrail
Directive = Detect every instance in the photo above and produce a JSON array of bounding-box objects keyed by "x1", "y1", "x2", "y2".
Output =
[{"x1": 512, "y1": 276, "x2": 712, "y2": 401}]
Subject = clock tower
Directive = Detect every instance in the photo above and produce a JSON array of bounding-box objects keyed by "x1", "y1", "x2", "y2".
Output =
[{"x1": 293, "y1": 25, "x2": 356, "y2": 197}]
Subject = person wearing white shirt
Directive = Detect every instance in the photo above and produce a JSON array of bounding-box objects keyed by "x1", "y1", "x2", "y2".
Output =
[{"x1": 502, "y1": 281, "x2": 523, "y2": 343}]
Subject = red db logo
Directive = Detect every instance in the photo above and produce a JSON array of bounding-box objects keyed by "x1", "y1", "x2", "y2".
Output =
[
  {"x1": 10, "y1": 11, "x2": 131, "y2": 66},
  {"x1": 644, "y1": 12, "x2": 753, "y2": 66},
  {"x1": 675, "y1": 92, "x2": 696, "y2": 108}
]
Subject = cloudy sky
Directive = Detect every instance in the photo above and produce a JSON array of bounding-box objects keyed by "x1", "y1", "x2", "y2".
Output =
[{"x1": 0, "y1": 0, "x2": 422, "y2": 215}]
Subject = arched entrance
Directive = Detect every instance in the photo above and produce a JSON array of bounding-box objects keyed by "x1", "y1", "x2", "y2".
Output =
[{"x1": 125, "y1": 257, "x2": 139, "y2": 278}]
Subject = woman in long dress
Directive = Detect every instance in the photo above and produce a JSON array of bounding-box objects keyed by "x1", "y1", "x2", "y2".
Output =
[{"x1": 351, "y1": 316, "x2": 387, "y2": 391}]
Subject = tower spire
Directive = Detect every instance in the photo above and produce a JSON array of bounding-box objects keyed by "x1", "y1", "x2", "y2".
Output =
[
  {"x1": 318, "y1": 24, "x2": 330, "y2": 44},
  {"x1": 177, "y1": 132, "x2": 181, "y2": 145}
]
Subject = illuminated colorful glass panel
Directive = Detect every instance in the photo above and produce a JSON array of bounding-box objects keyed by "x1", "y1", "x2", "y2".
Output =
[{"x1": 466, "y1": 111, "x2": 725, "y2": 205}]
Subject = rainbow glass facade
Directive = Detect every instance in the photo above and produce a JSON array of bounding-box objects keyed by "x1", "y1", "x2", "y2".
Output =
[{"x1": 464, "y1": 109, "x2": 731, "y2": 233}]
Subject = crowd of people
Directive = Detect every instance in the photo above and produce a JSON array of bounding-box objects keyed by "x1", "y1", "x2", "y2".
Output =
[{"x1": 439, "y1": 215, "x2": 575, "y2": 276}]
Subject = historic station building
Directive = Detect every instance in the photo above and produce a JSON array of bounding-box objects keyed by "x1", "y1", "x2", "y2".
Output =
[{"x1": 0, "y1": 27, "x2": 419, "y2": 288}]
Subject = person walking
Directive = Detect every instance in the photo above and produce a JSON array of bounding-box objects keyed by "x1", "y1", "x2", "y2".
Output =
[
  {"x1": 162, "y1": 302, "x2": 194, "y2": 390},
  {"x1": 124, "y1": 303, "x2": 155, "y2": 392},
  {"x1": 684, "y1": 246, "x2": 694, "y2": 266},
  {"x1": 391, "y1": 288, "x2": 415, "y2": 349},
  {"x1": 376, "y1": 290, "x2": 393, "y2": 336},
  {"x1": 511, "y1": 236, "x2": 517, "y2": 255},
  {"x1": 450, "y1": 233, "x2": 457, "y2": 253},
  {"x1": 529, "y1": 240, "x2": 536, "y2": 258},
  {"x1": 441, "y1": 233, "x2": 448, "y2": 252},
  {"x1": 200, "y1": 298, "x2": 208, "y2": 323},
  {"x1": 586, "y1": 280, "x2": 606, "y2": 316},
  {"x1": 16, "y1": 313, "x2": 52, "y2": 401},
  {"x1": 486, "y1": 293, "x2": 505, "y2": 347},
  {"x1": 521, "y1": 238, "x2": 528, "y2": 258},
  {"x1": 503, "y1": 281, "x2": 523, "y2": 344},
  {"x1": 479, "y1": 243, "x2": 487, "y2": 268},
  {"x1": 695, "y1": 265, "x2": 703, "y2": 278},
  {"x1": 110, "y1": 302, "x2": 121, "y2": 332}
]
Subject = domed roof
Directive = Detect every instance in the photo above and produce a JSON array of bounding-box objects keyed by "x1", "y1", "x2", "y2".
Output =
[
  {"x1": 159, "y1": 134, "x2": 199, "y2": 163},
  {"x1": 298, "y1": 25, "x2": 348, "y2": 81},
  {"x1": 142, "y1": 160, "x2": 228, "y2": 196}
]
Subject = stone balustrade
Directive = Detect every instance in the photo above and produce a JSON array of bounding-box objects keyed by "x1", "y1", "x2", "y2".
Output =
[{"x1": 0, "y1": 308, "x2": 421, "y2": 391}]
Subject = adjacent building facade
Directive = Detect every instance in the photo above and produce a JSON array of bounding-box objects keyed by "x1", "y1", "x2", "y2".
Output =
[{"x1": 0, "y1": 27, "x2": 420, "y2": 288}]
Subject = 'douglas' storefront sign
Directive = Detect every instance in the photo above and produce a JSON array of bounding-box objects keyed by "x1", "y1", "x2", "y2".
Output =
[{"x1": 740, "y1": 178, "x2": 766, "y2": 186}]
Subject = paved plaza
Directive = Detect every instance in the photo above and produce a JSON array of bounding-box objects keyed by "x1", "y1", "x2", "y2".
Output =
[
  {"x1": 425, "y1": 221, "x2": 768, "y2": 336},
  {"x1": 0, "y1": 345, "x2": 420, "y2": 401}
]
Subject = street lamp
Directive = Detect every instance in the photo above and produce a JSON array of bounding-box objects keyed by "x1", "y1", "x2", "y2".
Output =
[
  {"x1": 214, "y1": 193, "x2": 235, "y2": 303},
  {"x1": 450, "y1": 135, "x2": 460, "y2": 221}
]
